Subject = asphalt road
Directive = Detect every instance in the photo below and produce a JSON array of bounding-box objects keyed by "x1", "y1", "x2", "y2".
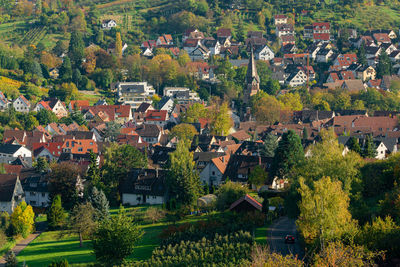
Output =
[{"x1": 267, "y1": 216, "x2": 304, "y2": 259}]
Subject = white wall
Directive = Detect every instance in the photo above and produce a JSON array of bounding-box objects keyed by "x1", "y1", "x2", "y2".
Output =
[{"x1": 122, "y1": 193, "x2": 164, "y2": 206}]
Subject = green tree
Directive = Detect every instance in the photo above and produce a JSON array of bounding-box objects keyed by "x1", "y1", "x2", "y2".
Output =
[
  {"x1": 376, "y1": 51, "x2": 392, "y2": 78},
  {"x1": 251, "y1": 91, "x2": 281, "y2": 124},
  {"x1": 48, "y1": 163, "x2": 81, "y2": 210},
  {"x1": 4, "y1": 251, "x2": 17, "y2": 267},
  {"x1": 36, "y1": 108, "x2": 58, "y2": 125},
  {"x1": 88, "y1": 187, "x2": 109, "y2": 221},
  {"x1": 34, "y1": 157, "x2": 49, "y2": 173},
  {"x1": 347, "y1": 136, "x2": 361, "y2": 154},
  {"x1": 357, "y1": 45, "x2": 367, "y2": 66},
  {"x1": 86, "y1": 152, "x2": 100, "y2": 184},
  {"x1": 216, "y1": 181, "x2": 249, "y2": 211},
  {"x1": 248, "y1": 166, "x2": 268, "y2": 189},
  {"x1": 92, "y1": 207, "x2": 143, "y2": 265},
  {"x1": 68, "y1": 31, "x2": 85, "y2": 68},
  {"x1": 261, "y1": 133, "x2": 278, "y2": 157},
  {"x1": 209, "y1": 102, "x2": 233, "y2": 135},
  {"x1": 10, "y1": 201, "x2": 34, "y2": 238},
  {"x1": 181, "y1": 103, "x2": 208, "y2": 123},
  {"x1": 362, "y1": 135, "x2": 377, "y2": 158},
  {"x1": 168, "y1": 140, "x2": 202, "y2": 206},
  {"x1": 70, "y1": 202, "x2": 97, "y2": 247},
  {"x1": 271, "y1": 130, "x2": 304, "y2": 178},
  {"x1": 47, "y1": 195, "x2": 67, "y2": 230},
  {"x1": 59, "y1": 56, "x2": 72, "y2": 81},
  {"x1": 170, "y1": 123, "x2": 198, "y2": 142},
  {"x1": 48, "y1": 259, "x2": 69, "y2": 267},
  {"x1": 297, "y1": 176, "x2": 357, "y2": 248}
]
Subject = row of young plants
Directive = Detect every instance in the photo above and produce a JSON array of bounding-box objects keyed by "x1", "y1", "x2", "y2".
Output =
[{"x1": 135, "y1": 231, "x2": 254, "y2": 267}]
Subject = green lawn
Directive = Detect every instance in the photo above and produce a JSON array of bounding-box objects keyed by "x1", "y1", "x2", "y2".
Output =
[
  {"x1": 255, "y1": 223, "x2": 269, "y2": 245},
  {"x1": 0, "y1": 238, "x2": 18, "y2": 257},
  {"x1": 16, "y1": 231, "x2": 95, "y2": 267}
]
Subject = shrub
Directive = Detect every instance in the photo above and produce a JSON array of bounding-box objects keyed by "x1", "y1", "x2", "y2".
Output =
[
  {"x1": 48, "y1": 259, "x2": 69, "y2": 267},
  {"x1": 145, "y1": 207, "x2": 166, "y2": 224},
  {"x1": 0, "y1": 229, "x2": 7, "y2": 248},
  {"x1": 5, "y1": 250, "x2": 18, "y2": 267},
  {"x1": 216, "y1": 181, "x2": 248, "y2": 211}
]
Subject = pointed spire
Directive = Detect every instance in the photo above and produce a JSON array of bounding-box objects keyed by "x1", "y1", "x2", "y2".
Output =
[{"x1": 246, "y1": 45, "x2": 260, "y2": 84}]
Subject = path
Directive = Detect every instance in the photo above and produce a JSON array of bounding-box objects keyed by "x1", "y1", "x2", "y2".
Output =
[
  {"x1": 0, "y1": 221, "x2": 46, "y2": 266},
  {"x1": 267, "y1": 216, "x2": 303, "y2": 259}
]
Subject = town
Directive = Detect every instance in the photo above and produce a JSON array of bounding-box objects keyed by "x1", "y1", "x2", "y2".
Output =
[{"x1": 0, "y1": 0, "x2": 400, "y2": 266}]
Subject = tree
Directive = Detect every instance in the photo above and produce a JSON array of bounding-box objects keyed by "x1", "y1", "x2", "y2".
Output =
[
  {"x1": 145, "y1": 207, "x2": 166, "y2": 223},
  {"x1": 4, "y1": 251, "x2": 17, "y2": 267},
  {"x1": 86, "y1": 152, "x2": 100, "y2": 184},
  {"x1": 34, "y1": 157, "x2": 49, "y2": 173},
  {"x1": 88, "y1": 187, "x2": 109, "y2": 221},
  {"x1": 100, "y1": 144, "x2": 147, "y2": 204},
  {"x1": 361, "y1": 134, "x2": 377, "y2": 158},
  {"x1": 36, "y1": 108, "x2": 58, "y2": 125},
  {"x1": 357, "y1": 44, "x2": 367, "y2": 66},
  {"x1": 297, "y1": 176, "x2": 357, "y2": 248},
  {"x1": 271, "y1": 130, "x2": 304, "y2": 179},
  {"x1": 70, "y1": 203, "x2": 97, "y2": 247},
  {"x1": 216, "y1": 181, "x2": 248, "y2": 211},
  {"x1": 376, "y1": 51, "x2": 392, "y2": 78},
  {"x1": 168, "y1": 140, "x2": 202, "y2": 206},
  {"x1": 261, "y1": 133, "x2": 278, "y2": 157},
  {"x1": 248, "y1": 166, "x2": 268, "y2": 189},
  {"x1": 68, "y1": 31, "x2": 85, "y2": 67},
  {"x1": 47, "y1": 195, "x2": 66, "y2": 230},
  {"x1": 59, "y1": 56, "x2": 72, "y2": 81},
  {"x1": 181, "y1": 103, "x2": 207, "y2": 123},
  {"x1": 249, "y1": 245, "x2": 303, "y2": 267},
  {"x1": 347, "y1": 136, "x2": 361, "y2": 154},
  {"x1": 251, "y1": 91, "x2": 281, "y2": 124},
  {"x1": 48, "y1": 163, "x2": 82, "y2": 210},
  {"x1": 92, "y1": 207, "x2": 143, "y2": 265},
  {"x1": 209, "y1": 102, "x2": 233, "y2": 136},
  {"x1": 278, "y1": 92, "x2": 303, "y2": 111},
  {"x1": 178, "y1": 50, "x2": 191, "y2": 66},
  {"x1": 170, "y1": 123, "x2": 198, "y2": 142},
  {"x1": 10, "y1": 201, "x2": 34, "y2": 238},
  {"x1": 115, "y1": 32, "x2": 122, "y2": 58}
]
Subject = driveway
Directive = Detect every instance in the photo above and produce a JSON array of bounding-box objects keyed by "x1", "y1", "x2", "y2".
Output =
[{"x1": 267, "y1": 216, "x2": 303, "y2": 259}]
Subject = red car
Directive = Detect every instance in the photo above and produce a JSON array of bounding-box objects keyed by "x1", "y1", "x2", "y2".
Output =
[{"x1": 284, "y1": 235, "x2": 295, "y2": 244}]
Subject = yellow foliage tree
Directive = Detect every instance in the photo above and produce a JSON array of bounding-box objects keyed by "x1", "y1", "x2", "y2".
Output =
[
  {"x1": 11, "y1": 201, "x2": 35, "y2": 238},
  {"x1": 115, "y1": 32, "x2": 122, "y2": 59}
]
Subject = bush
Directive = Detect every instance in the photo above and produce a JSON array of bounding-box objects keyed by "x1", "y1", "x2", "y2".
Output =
[
  {"x1": 0, "y1": 229, "x2": 7, "y2": 248},
  {"x1": 216, "y1": 181, "x2": 248, "y2": 211},
  {"x1": 5, "y1": 250, "x2": 18, "y2": 267},
  {"x1": 145, "y1": 207, "x2": 166, "y2": 224},
  {"x1": 48, "y1": 259, "x2": 69, "y2": 267}
]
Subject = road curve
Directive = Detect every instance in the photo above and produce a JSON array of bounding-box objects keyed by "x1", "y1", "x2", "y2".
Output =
[{"x1": 267, "y1": 216, "x2": 303, "y2": 259}]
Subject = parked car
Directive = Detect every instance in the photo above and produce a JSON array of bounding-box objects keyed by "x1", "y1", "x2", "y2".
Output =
[{"x1": 284, "y1": 235, "x2": 295, "y2": 244}]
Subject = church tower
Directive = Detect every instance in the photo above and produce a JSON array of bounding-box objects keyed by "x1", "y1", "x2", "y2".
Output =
[{"x1": 244, "y1": 46, "x2": 260, "y2": 105}]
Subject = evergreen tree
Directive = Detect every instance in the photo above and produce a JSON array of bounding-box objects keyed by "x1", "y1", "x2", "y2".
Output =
[
  {"x1": 4, "y1": 250, "x2": 17, "y2": 267},
  {"x1": 59, "y1": 56, "x2": 72, "y2": 82},
  {"x1": 261, "y1": 133, "x2": 278, "y2": 157},
  {"x1": 70, "y1": 203, "x2": 97, "y2": 247},
  {"x1": 271, "y1": 130, "x2": 304, "y2": 178},
  {"x1": 68, "y1": 31, "x2": 85, "y2": 68},
  {"x1": 168, "y1": 140, "x2": 202, "y2": 206},
  {"x1": 357, "y1": 45, "x2": 367, "y2": 66},
  {"x1": 86, "y1": 152, "x2": 100, "y2": 184},
  {"x1": 347, "y1": 137, "x2": 361, "y2": 154},
  {"x1": 115, "y1": 32, "x2": 122, "y2": 58},
  {"x1": 376, "y1": 51, "x2": 393, "y2": 78},
  {"x1": 47, "y1": 195, "x2": 66, "y2": 230},
  {"x1": 34, "y1": 157, "x2": 49, "y2": 173},
  {"x1": 362, "y1": 135, "x2": 377, "y2": 158},
  {"x1": 89, "y1": 187, "x2": 109, "y2": 221}
]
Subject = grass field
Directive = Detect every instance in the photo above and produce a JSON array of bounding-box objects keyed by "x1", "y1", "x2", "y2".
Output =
[{"x1": 0, "y1": 238, "x2": 18, "y2": 257}]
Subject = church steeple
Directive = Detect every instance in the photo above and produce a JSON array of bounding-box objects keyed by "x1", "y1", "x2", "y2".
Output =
[{"x1": 244, "y1": 46, "x2": 260, "y2": 105}]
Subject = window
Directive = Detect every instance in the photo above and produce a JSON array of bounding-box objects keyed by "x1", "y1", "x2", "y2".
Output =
[
  {"x1": 30, "y1": 192, "x2": 36, "y2": 196},
  {"x1": 42, "y1": 193, "x2": 46, "y2": 197}
]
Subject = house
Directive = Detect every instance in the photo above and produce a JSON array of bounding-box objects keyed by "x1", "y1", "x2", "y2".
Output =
[
  {"x1": 33, "y1": 142, "x2": 63, "y2": 161},
  {"x1": 201, "y1": 39, "x2": 221, "y2": 56},
  {"x1": 216, "y1": 28, "x2": 232, "y2": 47},
  {"x1": 274, "y1": 14, "x2": 288, "y2": 25},
  {"x1": 0, "y1": 144, "x2": 32, "y2": 165},
  {"x1": 338, "y1": 28, "x2": 357, "y2": 39},
  {"x1": 187, "y1": 61, "x2": 212, "y2": 80},
  {"x1": 34, "y1": 98, "x2": 68, "y2": 118},
  {"x1": 68, "y1": 100, "x2": 89, "y2": 112},
  {"x1": 381, "y1": 43, "x2": 397, "y2": 55},
  {"x1": 316, "y1": 48, "x2": 334, "y2": 63},
  {"x1": 223, "y1": 155, "x2": 271, "y2": 182},
  {"x1": 156, "y1": 34, "x2": 173, "y2": 47},
  {"x1": 276, "y1": 23, "x2": 294, "y2": 37},
  {"x1": 304, "y1": 25, "x2": 313, "y2": 39},
  {"x1": 135, "y1": 124, "x2": 163, "y2": 144},
  {"x1": 373, "y1": 33, "x2": 391, "y2": 45},
  {"x1": 356, "y1": 66, "x2": 376, "y2": 81},
  {"x1": 121, "y1": 168, "x2": 167, "y2": 206},
  {"x1": 0, "y1": 92, "x2": 9, "y2": 111},
  {"x1": 0, "y1": 174, "x2": 24, "y2": 214},
  {"x1": 286, "y1": 69, "x2": 307, "y2": 87},
  {"x1": 115, "y1": 82, "x2": 155, "y2": 110},
  {"x1": 389, "y1": 50, "x2": 400, "y2": 62},
  {"x1": 144, "y1": 110, "x2": 169, "y2": 127},
  {"x1": 163, "y1": 87, "x2": 200, "y2": 103},
  {"x1": 329, "y1": 53, "x2": 358, "y2": 71},
  {"x1": 229, "y1": 194, "x2": 262, "y2": 212},
  {"x1": 367, "y1": 79, "x2": 382, "y2": 89},
  {"x1": 62, "y1": 139, "x2": 98, "y2": 154},
  {"x1": 13, "y1": 95, "x2": 30, "y2": 113},
  {"x1": 107, "y1": 42, "x2": 128, "y2": 56},
  {"x1": 182, "y1": 28, "x2": 204, "y2": 43},
  {"x1": 199, "y1": 154, "x2": 230, "y2": 186},
  {"x1": 255, "y1": 44, "x2": 274, "y2": 61},
  {"x1": 312, "y1": 22, "x2": 331, "y2": 43},
  {"x1": 341, "y1": 79, "x2": 366, "y2": 93},
  {"x1": 188, "y1": 45, "x2": 210, "y2": 61},
  {"x1": 280, "y1": 35, "x2": 296, "y2": 47},
  {"x1": 21, "y1": 173, "x2": 50, "y2": 208},
  {"x1": 366, "y1": 46, "x2": 381, "y2": 59},
  {"x1": 102, "y1": 19, "x2": 117, "y2": 30}
]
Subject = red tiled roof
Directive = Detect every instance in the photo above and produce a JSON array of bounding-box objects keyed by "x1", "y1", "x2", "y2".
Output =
[
  {"x1": 340, "y1": 70, "x2": 355, "y2": 80},
  {"x1": 229, "y1": 194, "x2": 262, "y2": 211},
  {"x1": 70, "y1": 100, "x2": 90, "y2": 110},
  {"x1": 33, "y1": 142, "x2": 64, "y2": 157},
  {"x1": 145, "y1": 110, "x2": 168, "y2": 122},
  {"x1": 217, "y1": 28, "x2": 232, "y2": 38},
  {"x1": 37, "y1": 100, "x2": 52, "y2": 111},
  {"x1": 313, "y1": 33, "x2": 330, "y2": 41},
  {"x1": 274, "y1": 14, "x2": 288, "y2": 19},
  {"x1": 62, "y1": 139, "x2": 98, "y2": 154},
  {"x1": 19, "y1": 95, "x2": 30, "y2": 106},
  {"x1": 313, "y1": 22, "x2": 330, "y2": 30}
]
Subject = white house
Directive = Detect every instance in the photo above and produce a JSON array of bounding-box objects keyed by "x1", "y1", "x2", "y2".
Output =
[
  {"x1": 0, "y1": 175, "x2": 25, "y2": 214},
  {"x1": 13, "y1": 95, "x2": 30, "y2": 113},
  {"x1": 200, "y1": 154, "x2": 230, "y2": 186},
  {"x1": 0, "y1": 144, "x2": 32, "y2": 165},
  {"x1": 22, "y1": 175, "x2": 50, "y2": 208},
  {"x1": 158, "y1": 96, "x2": 175, "y2": 113},
  {"x1": 255, "y1": 45, "x2": 275, "y2": 61},
  {"x1": 201, "y1": 39, "x2": 221, "y2": 56},
  {"x1": 116, "y1": 82, "x2": 156, "y2": 110},
  {"x1": 286, "y1": 69, "x2": 307, "y2": 87},
  {"x1": 189, "y1": 45, "x2": 210, "y2": 61},
  {"x1": 0, "y1": 92, "x2": 10, "y2": 111},
  {"x1": 102, "y1": 19, "x2": 117, "y2": 30}
]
